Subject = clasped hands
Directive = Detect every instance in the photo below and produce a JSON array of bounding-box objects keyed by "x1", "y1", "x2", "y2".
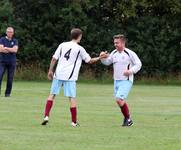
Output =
[
  {"x1": 99, "y1": 51, "x2": 109, "y2": 59},
  {"x1": 98, "y1": 51, "x2": 132, "y2": 76}
]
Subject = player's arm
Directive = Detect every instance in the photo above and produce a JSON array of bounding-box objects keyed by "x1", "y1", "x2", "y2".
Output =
[
  {"x1": 87, "y1": 51, "x2": 110, "y2": 64},
  {"x1": 80, "y1": 48, "x2": 107, "y2": 64},
  {"x1": 47, "y1": 44, "x2": 62, "y2": 80},
  {"x1": 79, "y1": 48, "x2": 98, "y2": 64},
  {"x1": 87, "y1": 57, "x2": 101, "y2": 64},
  {"x1": 4, "y1": 45, "x2": 18, "y2": 53},
  {"x1": 124, "y1": 51, "x2": 142, "y2": 76},
  {"x1": 48, "y1": 57, "x2": 57, "y2": 80},
  {"x1": 129, "y1": 51, "x2": 142, "y2": 74}
]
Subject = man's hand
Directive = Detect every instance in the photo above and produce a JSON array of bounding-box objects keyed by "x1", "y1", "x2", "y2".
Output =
[
  {"x1": 99, "y1": 51, "x2": 109, "y2": 59},
  {"x1": 48, "y1": 70, "x2": 54, "y2": 80},
  {"x1": 123, "y1": 69, "x2": 132, "y2": 76},
  {"x1": 0, "y1": 45, "x2": 8, "y2": 53},
  {"x1": 3, "y1": 47, "x2": 10, "y2": 53}
]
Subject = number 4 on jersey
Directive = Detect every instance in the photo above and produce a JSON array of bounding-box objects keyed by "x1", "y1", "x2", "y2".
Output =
[{"x1": 64, "y1": 49, "x2": 71, "y2": 60}]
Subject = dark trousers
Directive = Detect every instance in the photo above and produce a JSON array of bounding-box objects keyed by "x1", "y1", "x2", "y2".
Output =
[{"x1": 0, "y1": 62, "x2": 16, "y2": 96}]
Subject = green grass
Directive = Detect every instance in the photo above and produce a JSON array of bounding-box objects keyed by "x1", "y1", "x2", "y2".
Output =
[{"x1": 0, "y1": 81, "x2": 181, "y2": 150}]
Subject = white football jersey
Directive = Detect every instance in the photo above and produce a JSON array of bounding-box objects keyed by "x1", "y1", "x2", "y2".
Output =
[
  {"x1": 53, "y1": 41, "x2": 91, "y2": 81},
  {"x1": 101, "y1": 48, "x2": 142, "y2": 82}
]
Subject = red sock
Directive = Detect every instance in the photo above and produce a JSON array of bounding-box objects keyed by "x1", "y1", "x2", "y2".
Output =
[
  {"x1": 44, "y1": 100, "x2": 53, "y2": 117},
  {"x1": 70, "y1": 107, "x2": 77, "y2": 123},
  {"x1": 121, "y1": 103, "x2": 130, "y2": 119}
]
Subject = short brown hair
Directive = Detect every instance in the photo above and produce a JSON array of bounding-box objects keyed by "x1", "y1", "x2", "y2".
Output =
[
  {"x1": 113, "y1": 34, "x2": 126, "y2": 42},
  {"x1": 71, "y1": 28, "x2": 82, "y2": 40}
]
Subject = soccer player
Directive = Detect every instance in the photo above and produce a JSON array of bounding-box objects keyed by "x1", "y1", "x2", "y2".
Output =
[
  {"x1": 41, "y1": 28, "x2": 102, "y2": 127},
  {"x1": 100, "y1": 34, "x2": 142, "y2": 126}
]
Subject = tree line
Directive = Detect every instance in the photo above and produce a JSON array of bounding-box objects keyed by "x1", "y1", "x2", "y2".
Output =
[{"x1": 0, "y1": 0, "x2": 181, "y2": 79}]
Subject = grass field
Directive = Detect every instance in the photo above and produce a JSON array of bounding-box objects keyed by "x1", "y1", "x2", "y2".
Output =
[{"x1": 0, "y1": 81, "x2": 181, "y2": 150}]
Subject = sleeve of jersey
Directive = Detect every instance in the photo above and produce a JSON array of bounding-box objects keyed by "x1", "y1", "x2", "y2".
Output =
[
  {"x1": 53, "y1": 44, "x2": 62, "y2": 60},
  {"x1": 129, "y1": 51, "x2": 142, "y2": 74},
  {"x1": 80, "y1": 48, "x2": 91, "y2": 63},
  {"x1": 14, "y1": 39, "x2": 18, "y2": 46},
  {"x1": 101, "y1": 52, "x2": 113, "y2": 66}
]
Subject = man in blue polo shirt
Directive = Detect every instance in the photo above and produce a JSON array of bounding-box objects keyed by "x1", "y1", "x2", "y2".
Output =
[{"x1": 0, "y1": 27, "x2": 18, "y2": 97}]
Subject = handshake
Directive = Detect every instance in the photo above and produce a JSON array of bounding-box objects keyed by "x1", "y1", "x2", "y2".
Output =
[
  {"x1": 99, "y1": 51, "x2": 109, "y2": 59},
  {"x1": 88, "y1": 51, "x2": 109, "y2": 64}
]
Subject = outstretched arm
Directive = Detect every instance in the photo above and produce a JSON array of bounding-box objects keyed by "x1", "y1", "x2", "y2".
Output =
[{"x1": 88, "y1": 57, "x2": 101, "y2": 64}]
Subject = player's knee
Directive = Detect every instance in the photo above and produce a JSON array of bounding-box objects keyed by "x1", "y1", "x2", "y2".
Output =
[
  {"x1": 116, "y1": 99, "x2": 125, "y2": 106},
  {"x1": 48, "y1": 94, "x2": 56, "y2": 100},
  {"x1": 70, "y1": 97, "x2": 77, "y2": 107}
]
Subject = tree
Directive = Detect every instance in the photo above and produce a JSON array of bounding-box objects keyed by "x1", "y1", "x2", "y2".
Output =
[{"x1": 0, "y1": 0, "x2": 14, "y2": 35}]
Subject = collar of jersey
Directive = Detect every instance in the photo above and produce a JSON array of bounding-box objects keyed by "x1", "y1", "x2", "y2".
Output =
[{"x1": 6, "y1": 36, "x2": 13, "y2": 41}]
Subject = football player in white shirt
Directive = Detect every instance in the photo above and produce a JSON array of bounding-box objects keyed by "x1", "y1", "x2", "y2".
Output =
[
  {"x1": 100, "y1": 34, "x2": 142, "y2": 126},
  {"x1": 41, "y1": 28, "x2": 102, "y2": 126}
]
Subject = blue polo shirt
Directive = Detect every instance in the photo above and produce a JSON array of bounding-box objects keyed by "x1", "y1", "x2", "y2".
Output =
[{"x1": 0, "y1": 36, "x2": 18, "y2": 63}]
